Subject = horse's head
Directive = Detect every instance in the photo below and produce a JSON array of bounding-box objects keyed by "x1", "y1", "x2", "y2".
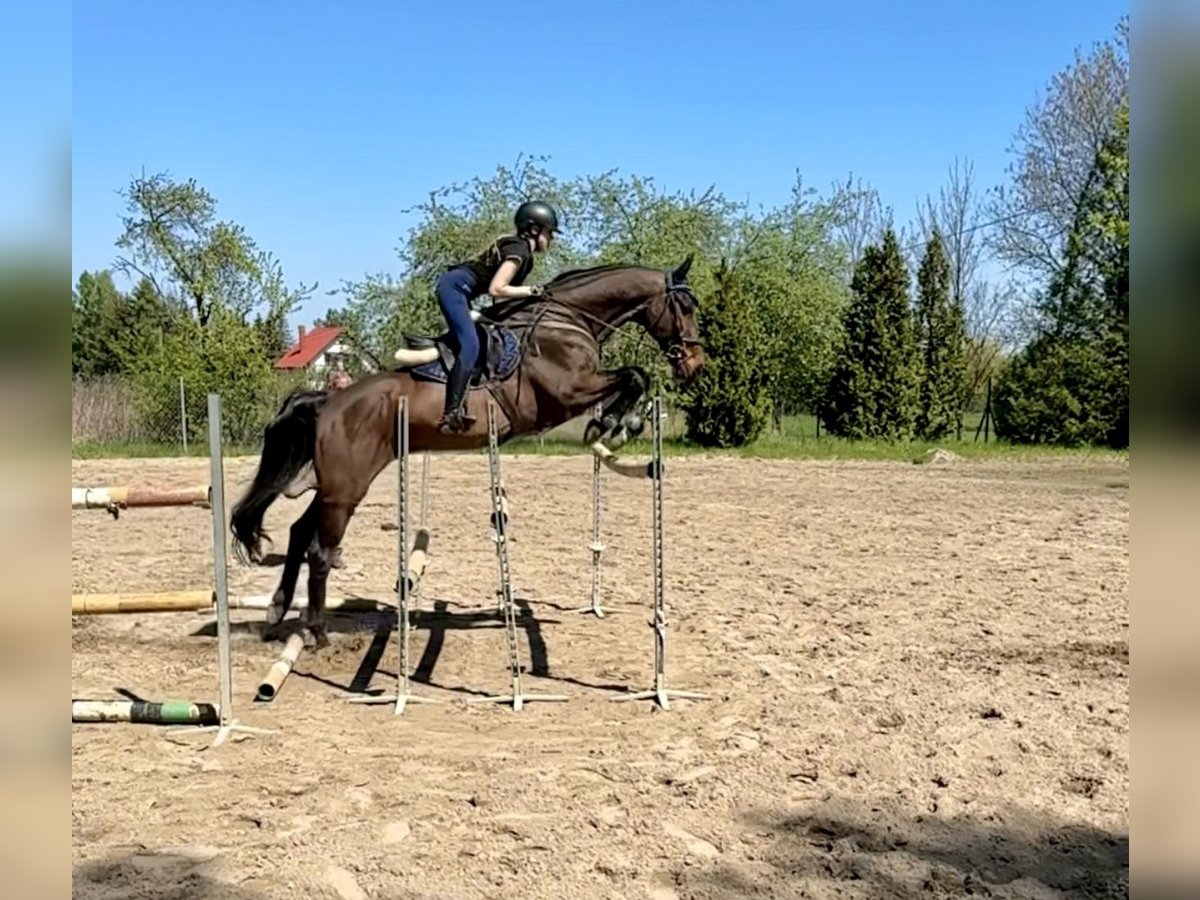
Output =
[
  {"x1": 641, "y1": 255, "x2": 706, "y2": 381},
  {"x1": 527, "y1": 257, "x2": 706, "y2": 380}
]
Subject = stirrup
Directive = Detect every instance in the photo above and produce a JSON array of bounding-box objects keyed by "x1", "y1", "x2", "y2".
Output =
[{"x1": 437, "y1": 410, "x2": 476, "y2": 434}]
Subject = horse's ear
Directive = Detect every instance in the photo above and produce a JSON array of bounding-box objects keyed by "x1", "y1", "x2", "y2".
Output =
[{"x1": 673, "y1": 254, "x2": 694, "y2": 282}]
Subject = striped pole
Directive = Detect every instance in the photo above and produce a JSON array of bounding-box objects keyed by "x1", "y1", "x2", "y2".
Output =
[{"x1": 72, "y1": 699, "x2": 219, "y2": 726}]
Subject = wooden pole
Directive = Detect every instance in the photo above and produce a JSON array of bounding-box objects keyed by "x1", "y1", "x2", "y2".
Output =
[
  {"x1": 255, "y1": 633, "x2": 305, "y2": 702},
  {"x1": 72, "y1": 485, "x2": 211, "y2": 511},
  {"x1": 71, "y1": 591, "x2": 390, "y2": 615},
  {"x1": 72, "y1": 590, "x2": 214, "y2": 614}
]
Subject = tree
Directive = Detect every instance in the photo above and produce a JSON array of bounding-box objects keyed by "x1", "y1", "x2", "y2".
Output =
[
  {"x1": 914, "y1": 229, "x2": 968, "y2": 439},
  {"x1": 732, "y1": 174, "x2": 850, "y2": 422},
  {"x1": 987, "y1": 16, "x2": 1128, "y2": 287},
  {"x1": 72, "y1": 270, "x2": 127, "y2": 377},
  {"x1": 114, "y1": 171, "x2": 310, "y2": 328},
  {"x1": 828, "y1": 174, "x2": 888, "y2": 280},
  {"x1": 821, "y1": 229, "x2": 918, "y2": 439},
  {"x1": 324, "y1": 156, "x2": 585, "y2": 371},
  {"x1": 572, "y1": 170, "x2": 738, "y2": 389},
  {"x1": 677, "y1": 261, "x2": 771, "y2": 447},
  {"x1": 916, "y1": 158, "x2": 1013, "y2": 408},
  {"x1": 72, "y1": 271, "x2": 174, "y2": 378},
  {"x1": 994, "y1": 98, "x2": 1128, "y2": 448}
]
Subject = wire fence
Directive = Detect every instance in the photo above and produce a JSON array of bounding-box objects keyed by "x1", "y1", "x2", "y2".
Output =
[
  {"x1": 72, "y1": 373, "x2": 994, "y2": 458},
  {"x1": 72, "y1": 372, "x2": 311, "y2": 456}
]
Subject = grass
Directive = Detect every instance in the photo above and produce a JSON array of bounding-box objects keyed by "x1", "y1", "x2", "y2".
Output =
[{"x1": 72, "y1": 413, "x2": 1127, "y2": 464}]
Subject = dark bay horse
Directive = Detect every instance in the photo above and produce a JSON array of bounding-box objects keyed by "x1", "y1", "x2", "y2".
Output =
[{"x1": 230, "y1": 256, "x2": 705, "y2": 647}]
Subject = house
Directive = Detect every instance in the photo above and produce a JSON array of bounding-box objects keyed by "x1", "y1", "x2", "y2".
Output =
[{"x1": 273, "y1": 324, "x2": 353, "y2": 387}]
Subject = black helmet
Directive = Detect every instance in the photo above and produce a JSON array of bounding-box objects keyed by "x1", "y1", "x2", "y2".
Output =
[{"x1": 514, "y1": 200, "x2": 560, "y2": 234}]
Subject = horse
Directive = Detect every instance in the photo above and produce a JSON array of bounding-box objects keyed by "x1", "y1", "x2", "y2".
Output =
[{"x1": 229, "y1": 255, "x2": 706, "y2": 649}]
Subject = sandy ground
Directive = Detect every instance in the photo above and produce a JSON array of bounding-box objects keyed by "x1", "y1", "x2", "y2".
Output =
[{"x1": 71, "y1": 449, "x2": 1128, "y2": 899}]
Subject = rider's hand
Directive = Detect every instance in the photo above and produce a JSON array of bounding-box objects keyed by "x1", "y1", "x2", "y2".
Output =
[{"x1": 529, "y1": 284, "x2": 545, "y2": 297}]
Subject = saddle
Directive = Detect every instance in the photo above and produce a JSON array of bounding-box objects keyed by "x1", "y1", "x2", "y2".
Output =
[{"x1": 399, "y1": 319, "x2": 523, "y2": 388}]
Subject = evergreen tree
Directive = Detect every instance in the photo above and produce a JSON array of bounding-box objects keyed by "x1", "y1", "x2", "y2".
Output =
[
  {"x1": 72, "y1": 270, "x2": 127, "y2": 377},
  {"x1": 678, "y1": 260, "x2": 771, "y2": 447},
  {"x1": 822, "y1": 228, "x2": 917, "y2": 439},
  {"x1": 994, "y1": 100, "x2": 1128, "y2": 448},
  {"x1": 915, "y1": 229, "x2": 968, "y2": 439},
  {"x1": 115, "y1": 277, "x2": 172, "y2": 368}
]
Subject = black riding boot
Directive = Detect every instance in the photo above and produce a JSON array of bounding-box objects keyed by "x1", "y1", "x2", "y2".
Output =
[{"x1": 438, "y1": 357, "x2": 476, "y2": 433}]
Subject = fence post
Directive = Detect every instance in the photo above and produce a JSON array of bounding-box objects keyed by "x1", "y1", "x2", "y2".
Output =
[{"x1": 179, "y1": 376, "x2": 188, "y2": 455}]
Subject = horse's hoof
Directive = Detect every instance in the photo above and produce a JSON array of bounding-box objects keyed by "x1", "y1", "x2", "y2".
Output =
[
  {"x1": 302, "y1": 626, "x2": 330, "y2": 650},
  {"x1": 583, "y1": 418, "x2": 603, "y2": 444},
  {"x1": 624, "y1": 413, "x2": 645, "y2": 437}
]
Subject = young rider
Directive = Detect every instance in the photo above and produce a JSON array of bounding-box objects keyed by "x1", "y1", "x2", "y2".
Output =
[{"x1": 434, "y1": 200, "x2": 559, "y2": 433}]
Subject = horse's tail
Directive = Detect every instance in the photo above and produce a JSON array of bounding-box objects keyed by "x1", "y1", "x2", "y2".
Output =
[{"x1": 230, "y1": 390, "x2": 328, "y2": 564}]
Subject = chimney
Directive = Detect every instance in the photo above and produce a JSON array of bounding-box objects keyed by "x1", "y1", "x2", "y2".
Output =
[{"x1": 298, "y1": 324, "x2": 306, "y2": 344}]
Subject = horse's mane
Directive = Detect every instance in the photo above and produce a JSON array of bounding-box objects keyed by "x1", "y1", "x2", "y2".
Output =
[
  {"x1": 544, "y1": 262, "x2": 651, "y2": 289},
  {"x1": 484, "y1": 262, "x2": 659, "y2": 323}
]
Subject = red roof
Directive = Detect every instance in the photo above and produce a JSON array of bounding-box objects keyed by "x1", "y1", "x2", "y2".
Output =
[{"x1": 274, "y1": 326, "x2": 345, "y2": 370}]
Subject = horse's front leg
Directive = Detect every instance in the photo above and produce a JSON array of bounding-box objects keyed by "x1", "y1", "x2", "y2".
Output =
[{"x1": 582, "y1": 366, "x2": 649, "y2": 445}]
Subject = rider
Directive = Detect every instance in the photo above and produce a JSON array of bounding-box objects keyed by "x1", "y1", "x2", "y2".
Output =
[{"x1": 434, "y1": 200, "x2": 559, "y2": 433}]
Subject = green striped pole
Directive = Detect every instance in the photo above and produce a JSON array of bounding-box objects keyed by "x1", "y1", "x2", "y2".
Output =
[{"x1": 72, "y1": 700, "x2": 219, "y2": 725}]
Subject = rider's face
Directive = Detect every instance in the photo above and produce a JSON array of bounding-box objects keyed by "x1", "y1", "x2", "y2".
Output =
[{"x1": 534, "y1": 227, "x2": 552, "y2": 252}]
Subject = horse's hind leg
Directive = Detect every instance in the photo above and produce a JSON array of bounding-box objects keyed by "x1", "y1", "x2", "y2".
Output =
[
  {"x1": 263, "y1": 496, "x2": 320, "y2": 640},
  {"x1": 302, "y1": 497, "x2": 354, "y2": 650}
]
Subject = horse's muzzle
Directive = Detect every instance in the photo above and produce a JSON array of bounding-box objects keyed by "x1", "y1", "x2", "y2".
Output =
[{"x1": 673, "y1": 344, "x2": 706, "y2": 380}]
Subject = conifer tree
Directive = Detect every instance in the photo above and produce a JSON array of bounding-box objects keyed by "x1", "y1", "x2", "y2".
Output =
[
  {"x1": 915, "y1": 229, "x2": 968, "y2": 439},
  {"x1": 678, "y1": 260, "x2": 771, "y2": 447},
  {"x1": 822, "y1": 228, "x2": 917, "y2": 439}
]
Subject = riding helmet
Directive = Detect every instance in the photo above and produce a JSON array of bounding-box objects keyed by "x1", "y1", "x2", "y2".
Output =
[{"x1": 514, "y1": 200, "x2": 560, "y2": 234}]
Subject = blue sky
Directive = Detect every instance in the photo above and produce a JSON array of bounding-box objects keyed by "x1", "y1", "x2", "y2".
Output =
[
  {"x1": 71, "y1": 1, "x2": 1126, "y2": 323},
  {"x1": 2, "y1": 3, "x2": 70, "y2": 257}
]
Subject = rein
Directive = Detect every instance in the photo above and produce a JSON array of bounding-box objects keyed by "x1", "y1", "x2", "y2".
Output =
[{"x1": 482, "y1": 269, "x2": 699, "y2": 360}]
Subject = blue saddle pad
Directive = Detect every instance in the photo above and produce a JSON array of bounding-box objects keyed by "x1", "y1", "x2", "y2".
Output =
[{"x1": 409, "y1": 327, "x2": 522, "y2": 385}]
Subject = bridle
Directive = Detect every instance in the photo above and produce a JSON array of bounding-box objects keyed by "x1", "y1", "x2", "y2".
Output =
[
  {"x1": 653, "y1": 273, "x2": 703, "y2": 369},
  {"x1": 489, "y1": 267, "x2": 702, "y2": 368}
]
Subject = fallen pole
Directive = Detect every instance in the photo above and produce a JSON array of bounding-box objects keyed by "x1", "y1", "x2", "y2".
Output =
[
  {"x1": 405, "y1": 527, "x2": 430, "y2": 593},
  {"x1": 255, "y1": 632, "x2": 306, "y2": 702},
  {"x1": 588, "y1": 441, "x2": 655, "y2": 479},
  {"x1": 72, "y1": 589, "x2": 213, "y2": 614},
  {"x1": 72, "y1": 699, "x2": 219, "y2": 726},
  {"x1": 71, "y1": 591, "x2": 391, "y2": 615},
  {"x1": 72, "y1": 485, "x2": 211, "y2": 513}
]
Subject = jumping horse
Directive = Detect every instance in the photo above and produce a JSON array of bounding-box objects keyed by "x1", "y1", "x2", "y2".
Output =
[{"x1": 230, "y1": 256, "x2": 706, "y2": 648}]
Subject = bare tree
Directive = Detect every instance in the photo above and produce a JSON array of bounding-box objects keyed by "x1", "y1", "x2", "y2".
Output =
[
  {"x1": 987, "y1": 15, "x2": 1129, "y2": 286},
  {"x1": 918, "y1": 158, "x2": 984, "y2": 310},
  {"x1": 916, "y1": 158, "x2": 1018, "y2": 407},
  {"x1": 829, "y1": 173, "x2": 888, "y2": 278}
]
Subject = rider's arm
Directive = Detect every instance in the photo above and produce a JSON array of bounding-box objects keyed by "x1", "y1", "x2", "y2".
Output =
[{"x1": 488, "y1": 259, "x2": 540, "y2": 299}]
